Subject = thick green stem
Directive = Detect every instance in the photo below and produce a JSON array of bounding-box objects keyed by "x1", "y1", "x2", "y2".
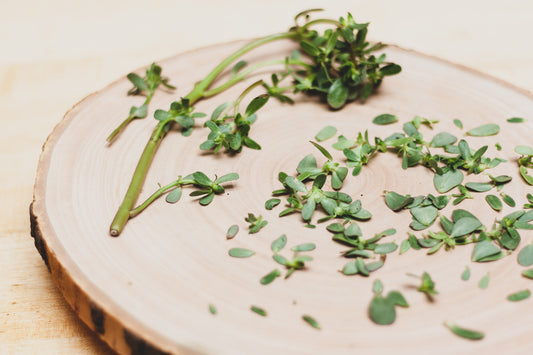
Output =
[
  {"x1": 109, "y1": 119, "x2": 171, "y2": 236},
  {"x1": 109, "y1": 32, "x2": 300, "y2": 236}
]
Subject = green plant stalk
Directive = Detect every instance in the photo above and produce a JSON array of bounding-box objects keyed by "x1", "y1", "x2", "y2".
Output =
[
  {"x1": 109, "y1": 32, "x2": 299, "y2": 236},
  {"x1": 186, "y1": 32, "x2": 298, "y2": 101},
  {"x1": 203, "y1": 58, "x2": 308, "y2": 98},
  {"x1": 106, "y1": 95, "x2": 152, "y2": 143},
  {"x1": 109, "y1": 118, "x2": 171, "y2": 235},
  {"x1": 129, "y1": 176, "x2": 194, "y2": 218},
  {"x1": 233, "y1": 80, "x2": 267, "y2": 111}
]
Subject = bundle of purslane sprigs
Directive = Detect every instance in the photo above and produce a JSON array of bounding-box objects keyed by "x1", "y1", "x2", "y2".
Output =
[{"x1": 107, "y1": 9, "x2": 401, "y2": 236}]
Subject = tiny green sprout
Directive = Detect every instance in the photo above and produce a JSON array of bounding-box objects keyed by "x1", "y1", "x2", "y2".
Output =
[
  {"x1": 190, "y1": 171, "x2": 239, "y2": 205},
  {"x1": 412, "y1": 115, "x2": 438, "y2": 129},
  {"x1": 453, "y1": 119, "x2": 464, "y2": 129},
  {"x1": 452, "y1": 185, "x2": 473, "y2": 206},
  {"x1": 271, "y1": 237, "x2": 314, "y2": 278},
  {"x1": 343, "y1": 131, "x2": 380, "y2": 176},
  {"x1": 245, "y1": 213, "x2": 268, "y2": 234},
  {"x1": 305, "y1": 141, "x2": 349, "y2": 190},
  {"x1": 409, "y1": 272, "x2": 438, "y2": 299},
  {"x1": 368, "y1": 279, "x2": 408, "y2": 325},
  {"x1": 200, "y1": 92, "x2": 267, "y2": 153}
]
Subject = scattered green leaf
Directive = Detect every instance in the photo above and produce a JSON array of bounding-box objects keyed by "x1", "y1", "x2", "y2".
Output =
[
  {"x1": 250, "y1": 305, "x2": 267, "y2": 316},
  {"x1": 260, "y1": 269, "x2": 281, "y2": 285},
  {"x1": 485, "y1": 195, "x2": 503, "y2": 211},
  {"x1": 265, "y1": 198, "x2": 281, "y2": 210},
  {"x1": 245, "y1": 213, "x2": 268, "y2": 234},
  {"x1": 315, "y1": 126, "x2": 337, "y2": 142},
  {"x1": 226, "y1": 225, "x2": 239, "y2": 239},
  {"x1": 445, "y1": 321, "x2": 484, "y2": 340},
  {"x1": 461, "y1": 266, "x2": 470, "y2": 281},
  {"x1": 507, "y1": 117, "x2": 526, "y2": 123},
  {"x1": 522, "y1": 269, "x2": 533, "y2": 279},
  {"x1": 291, "y1": 243, "x2": 316, "y2": 252},
  {"x1": 228, "y1": 248, "x2": 255, "y2": 258},
  {"x1": 271, "y1": 234, "x2": 287, "y2": 253},
  {"x1": 467, "y1": 124, "x2": 500, "y2": 137},
  {"x1": 478, "y1": 273, "x2": 490, "y2": 289},
  {"x1": 507, "y1": 289, "x2": 531, "y2": 302},
  {"x1": 209, "y1": 304, "x2": 217, "y2": 315},
  {"x1": 302, "y1": 315, "x2": 321, "y2": 329},
  {"x1": 518, "y1": 244, "x2": 533, "y2": 266},
  {"x1": 373, "y1": 113, "x2": 398, "y2": 125}
]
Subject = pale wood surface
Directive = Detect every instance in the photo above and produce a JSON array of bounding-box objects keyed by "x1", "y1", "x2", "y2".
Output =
[{"x1": 3, "y1": 1, "x2": 533, "y2": 354}]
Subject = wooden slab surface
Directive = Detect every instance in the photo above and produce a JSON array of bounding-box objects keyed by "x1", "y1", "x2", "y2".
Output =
[
  {"x1": 31, "y1": 38, "x2": 533, "y2": 354},
  {"x1": 4, "y1": 2, "x2": 533, "y2": 354}
]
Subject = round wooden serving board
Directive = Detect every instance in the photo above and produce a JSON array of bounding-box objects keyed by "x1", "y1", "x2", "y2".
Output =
[{"x1": 31, "y1": 40, "x2": 533, "y2": 354}]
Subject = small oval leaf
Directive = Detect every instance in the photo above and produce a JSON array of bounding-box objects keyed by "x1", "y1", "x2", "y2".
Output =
[{"x1": 228, "y1": 248, "x2": 255, "y2": 258}]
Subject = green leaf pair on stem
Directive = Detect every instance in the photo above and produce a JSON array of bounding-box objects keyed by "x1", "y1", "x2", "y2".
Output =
[
  {"x1": 267, "y1": 234, "x2": 315, "y2": 280},
  {"x1": 368, "y1": 280, "x2": 408, "y2": 325}
]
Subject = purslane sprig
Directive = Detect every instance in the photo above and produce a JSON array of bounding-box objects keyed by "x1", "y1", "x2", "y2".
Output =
[
  {"x1": 128, "y1": 171, "x2": 238, "y2": 218},
  {"x1": 107, "y1": 63, "x2": 176, "y2": 143}
]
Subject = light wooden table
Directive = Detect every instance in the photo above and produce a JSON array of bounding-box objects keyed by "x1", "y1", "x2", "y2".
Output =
[{"x1": 2, "y1": 1, "x2": 533, "y2": 353}]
